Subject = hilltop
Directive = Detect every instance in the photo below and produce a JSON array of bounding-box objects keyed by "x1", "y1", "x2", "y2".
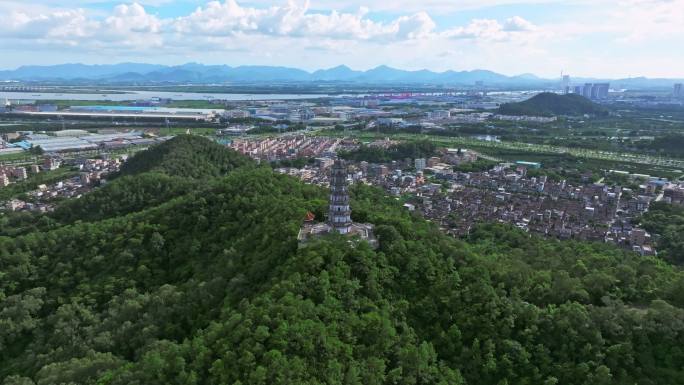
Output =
[
  {"x1": 498, "y1": 92, "x2": 609, "y2": 116},
  {"x1": 115, "y1": 135, "x2": 252, "y2": 179},
  {"x1": 1, "y1": 136, "x2": 684, "y2": 384}
]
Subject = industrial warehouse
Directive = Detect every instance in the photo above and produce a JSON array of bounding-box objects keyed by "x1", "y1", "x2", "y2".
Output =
[
  {"x1": 5, "y1": 104, "x2": 224, "y2": 121},
  {"x1": 3, "y1": 130, "x2": 167, "y2": 153}
]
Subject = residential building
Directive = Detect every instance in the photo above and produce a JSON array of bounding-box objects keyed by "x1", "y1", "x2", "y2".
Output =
[{"x1": 12, "y1": 167, "x2": 27, "y2": 180}]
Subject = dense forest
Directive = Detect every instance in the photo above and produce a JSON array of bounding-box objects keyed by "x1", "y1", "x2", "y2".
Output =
[
  {"x1": 646, "y1": 135, "x2": 684, "y2": 158},
  {"x1": 498, "y1": 93, "x2": 609, "y2": 117},
  {"x1": 114, "y1": 135, "x2": 251, "y2": 179},
  {"x1": 639, "y1": 202, "x2": 684, "y2": 265},
  {"x1": 2, "y1": 135, "x2": 684, "y2": 384}
]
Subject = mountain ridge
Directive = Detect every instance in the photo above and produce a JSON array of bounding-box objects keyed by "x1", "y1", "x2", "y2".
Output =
[
  {"x1": 2, "y1": 62, "x2": 682, "y2": 87},
  {"x1": 0, "y1": 63, "x2": 530, "y2": 84}
]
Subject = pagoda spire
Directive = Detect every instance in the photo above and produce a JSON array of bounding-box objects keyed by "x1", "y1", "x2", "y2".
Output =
[{"x1": 329, "y1": 159, "x2": 352, "y2": 234}]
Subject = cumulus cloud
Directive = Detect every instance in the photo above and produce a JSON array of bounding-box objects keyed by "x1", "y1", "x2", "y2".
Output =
[
  {"x1": 3, "y1": 9, "x2": 95, "y2": 40},
  {"x1": 105, "y1": 3, "x2": 162, "y2": 34},
  {"x1": 173, "y1": 0, "x2": 435, "y2": 41},
  {"x1": 503, "y1": 16, "x2": 536, "y2": 32},
  {"x1": 444, "y1": 16, "x2": 537, "y2": 41},
  {"x1": 0, "y1": 0, "x2": 535, "y2": 57},
  {"x1": 2, "y1": 2, "x2": 164, "y2": 48}
]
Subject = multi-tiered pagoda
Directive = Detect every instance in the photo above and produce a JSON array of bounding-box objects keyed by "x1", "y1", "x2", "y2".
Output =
[
  {"x1": 298, "y1": 159, "x2": 377, "y2": 248},
  {"x1": 328, "y1": 159, "x2": 352, "y2": 234}
]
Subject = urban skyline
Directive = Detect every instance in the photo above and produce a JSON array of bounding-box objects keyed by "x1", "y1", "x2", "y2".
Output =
[{"x1": 1, "y1": 0, "x2": 684, "y2": 78}]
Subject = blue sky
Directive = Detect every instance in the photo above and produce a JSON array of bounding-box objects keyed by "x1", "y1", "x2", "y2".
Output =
[{"x1": 1, "y1": 0, "x2": 683, "y2": 78}]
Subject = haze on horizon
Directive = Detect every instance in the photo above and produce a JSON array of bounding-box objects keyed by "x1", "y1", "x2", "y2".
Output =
[{"x1": 1, "y1": 0, "x2": 683, "y2": 79}]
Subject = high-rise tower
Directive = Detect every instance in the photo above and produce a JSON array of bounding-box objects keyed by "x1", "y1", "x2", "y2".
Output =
[
  {"x1": 329, "y1": 159, "x2": 352, "y2": 234},
  {"x1": 561, "y1": 74, "x2": 570, "y2": 94}
]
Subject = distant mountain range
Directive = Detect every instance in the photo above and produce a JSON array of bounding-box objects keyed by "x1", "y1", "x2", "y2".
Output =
[{"x1": 0, "y1": 63, "x2": 682, "y2": 88}]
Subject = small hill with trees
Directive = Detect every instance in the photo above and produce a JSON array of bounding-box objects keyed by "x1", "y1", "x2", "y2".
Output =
[
  {"x1": 116, "y1": 134, "x2": 252, "y2": 179},
  {"x1": 498, "y1": 92, "x2": 608, "y2": 117}
]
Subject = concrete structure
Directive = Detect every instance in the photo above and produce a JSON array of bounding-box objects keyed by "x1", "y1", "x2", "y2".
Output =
[
  {"x1": 43, "y1": 157, "x2": 60, "y2": 171},
  {"x1": 675, "y1": 83, "x2": 683, "y2": 98},
  {"x1": 427, "y1": 110, "x2": 451, "y2": 120},
  {"x1": 562, "y1": 75, "x2": 571, "y2": 94},
  {"x1": 576, "y1": 83, "x2": 609, "y2": 100},
  {"x1": 13, "y1": 105, "x2": 223, "y2": 121},
  {"x1": 515, "y1": 161, "x2": 542, "y2": 169},
  {"x1": 12, "y1": 167, "x2": 27, "y2": 180},
  {"x1": 376, "y1": 118, "x2": 404, "y2": 128},
  {"x1": 593, "y1": 83, "x2": 610, "y2": 99}
]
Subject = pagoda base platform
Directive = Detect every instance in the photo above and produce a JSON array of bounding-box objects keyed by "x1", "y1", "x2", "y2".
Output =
[{"x1": 298, "y1": 221, "x2": 378, "y2": 249}]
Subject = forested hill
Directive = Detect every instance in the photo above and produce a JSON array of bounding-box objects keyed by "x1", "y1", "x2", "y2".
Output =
[
  {"x1": 2, "y1": 136, "x2": 684, "y2": 384},
  {"x1": 115, "y1": 134, "x2": 252, "y2": 179},
  {"x1": 498, "y1": 92, "x2": 609, "y2": 116}
]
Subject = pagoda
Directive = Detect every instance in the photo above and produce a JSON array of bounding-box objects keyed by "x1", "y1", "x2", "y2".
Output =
[
  {"x1": 328, "y1": 159, "x2": 352, "y2": 234},
  {"x1": 298, "y1": 159, "x2": 377, "y2": 248}
]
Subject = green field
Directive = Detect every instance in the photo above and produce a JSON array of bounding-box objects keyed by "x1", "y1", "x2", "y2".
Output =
[
  {"x1": 0, "y1": 152, "x2": 37, "y2": 164},
  {"x1": 314, "y1": 130, "x2": 684, "y2": 179}
]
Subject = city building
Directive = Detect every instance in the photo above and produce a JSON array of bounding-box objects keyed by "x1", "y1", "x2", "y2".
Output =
[
  {"x1": 415, "y1": 158, "x2": 427, "y2": 171},
  {"x1": 675, "y1": 83, "x2": 683, "y2": 98},
  {"x1": 562, "y1": 75, "x2": 571, "y2": 94},
  {"x1": 593, "y1": 83, "x2": 610, "y2": 99},
  {"x1": 16, "y1": 105, "x2": 223, "y2": 121},
  {"x1": 43, "y1": 157, "x2": 60, "y2": 171},
  {"x1": 427, "y1": 110, "x2": 451, "y2": 120},
  {"x1": 12, "y1": 167, "x2": 27, "y2": 180},
  {"x1": 376, "y1": 118, "x2": 404, "y2": 128},
  {"x1": 575, "y1": 83, "x2": 610, "y2": 100},
  {"x1": 515, "y1": 161, "x2": 541, "y2": 169},
  {"x1": 80, "y1": 172, "x2": 91, "y2": 185}
]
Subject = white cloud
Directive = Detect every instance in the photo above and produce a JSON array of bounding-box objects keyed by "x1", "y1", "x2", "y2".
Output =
[
  {"x1": 614, "y1": 0, "x2": 684, "y2": 42},
  {"x1": 105, "y1": 3, "x2": 162, "y2": 34},
  {"x1": 173, "y1": 0, "x2": 435, "y2": 41},
  {"x1": 3, "y1": 9, "x2": 94, "y2": 40},
  {"x1": 444, "y1": 16, "x2": 538, "y2": 41},
  {"x1": 2, "y1": 2, "x2": 164, "y2": 48},
  {"x1": 503, "y1": 16, "x2": 536, "y2": 32}
]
